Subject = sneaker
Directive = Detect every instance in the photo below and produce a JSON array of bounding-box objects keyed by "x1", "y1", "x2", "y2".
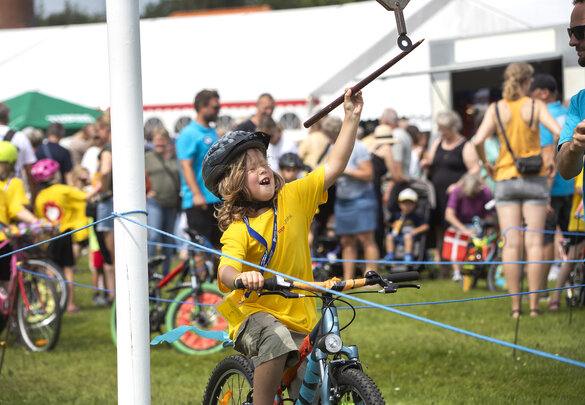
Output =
[
  {"x1": 384, "y1": 253, "x2": 394, "y2": 262},
  {"x1": 403, "y1": 253, "x2": 413, "y2": 263},
  {"x1": 452, "y1": 272, "x2": 462, "y2": 282},
  {"x1": 92, "y1": 294, "x2": 108, "y2": 306}
]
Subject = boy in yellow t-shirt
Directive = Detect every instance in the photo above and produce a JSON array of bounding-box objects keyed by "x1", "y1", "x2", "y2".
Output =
[
  {"x1": 201, "y1": 89, "x2": 363, "y2": 403},
  {"x1": 32, "y1": 159, "x2": 93, "y2": 313},
  {"x1": 0, "y1": 141, "x2": 29, "y2": 209}
]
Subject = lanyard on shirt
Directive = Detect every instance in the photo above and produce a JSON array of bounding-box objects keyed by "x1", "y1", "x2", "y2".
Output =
[{"x1": 242, "y1": 204, "x2": 277, "y2": 298}]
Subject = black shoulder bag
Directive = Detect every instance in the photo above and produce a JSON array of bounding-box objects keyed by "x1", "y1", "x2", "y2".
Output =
[{"x1": 495, "y1": 100, "x2": 542, "y2": 175}]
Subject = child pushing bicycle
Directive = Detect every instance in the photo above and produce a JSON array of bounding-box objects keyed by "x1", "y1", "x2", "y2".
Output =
[{"x1": 201, "y1": 89, "x2": 363, "y2": 404}]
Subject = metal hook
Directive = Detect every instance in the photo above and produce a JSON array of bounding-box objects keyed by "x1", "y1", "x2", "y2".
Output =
[{"x1": 376, "y1": 0, "x2": 413, "y2": 51}]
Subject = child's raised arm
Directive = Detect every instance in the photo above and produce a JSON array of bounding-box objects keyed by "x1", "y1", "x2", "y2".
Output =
[{"x1": 323, "y1": 89, "x2": 363, "y2": 190}]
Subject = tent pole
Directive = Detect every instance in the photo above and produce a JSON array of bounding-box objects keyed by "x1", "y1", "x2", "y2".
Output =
[{"x1": 105, "y1": 1, "x2": 150, "y2": 404}]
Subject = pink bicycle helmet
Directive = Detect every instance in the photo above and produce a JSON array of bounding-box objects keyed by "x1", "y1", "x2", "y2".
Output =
[{"x1": 31, "y1": 159, "x2": 60, "y2": 183}]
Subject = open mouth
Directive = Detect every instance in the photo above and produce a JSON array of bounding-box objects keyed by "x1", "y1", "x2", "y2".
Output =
[{"x1": 260, "y1": 178, "x2": 270, "y2": 185}]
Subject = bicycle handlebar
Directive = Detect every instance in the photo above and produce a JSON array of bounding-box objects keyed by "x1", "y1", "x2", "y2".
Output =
[{"x1": 234, "y1": 270, "x2": 419, "y2": 294}]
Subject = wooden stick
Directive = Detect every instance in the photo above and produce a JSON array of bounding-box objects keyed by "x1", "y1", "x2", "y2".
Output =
[{"x1": 303, "y1": 38, "x2": 424, "y2": 128}]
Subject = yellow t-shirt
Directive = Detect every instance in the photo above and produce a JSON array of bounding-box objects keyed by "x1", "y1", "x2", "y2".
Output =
[
  {"x1": 0, "y1": 188, "x2": 25, "y2": 241},
  {"x1": 219, "y1": 166, "x2": 328, "y2": 340},
  {"x1": 0, "y1": 177, "x2": 29, "y2": 209},
  {"x1": 568, "y1": 170, "x2": 584, "y2": 233},
  {"x1": 69, "y1": 197, "x2": 89, "y2": 242},
  {"x1": 34, "y1": 184, "x2": 87, "y2": 233},
  {"x1": 494, "y1": 97, "x2": 546, "y2": 181}
]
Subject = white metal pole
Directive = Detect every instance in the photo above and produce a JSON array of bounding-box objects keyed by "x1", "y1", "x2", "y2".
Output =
[{"x1": 104, "y1": 1, "x2": 150, "y2": 404}]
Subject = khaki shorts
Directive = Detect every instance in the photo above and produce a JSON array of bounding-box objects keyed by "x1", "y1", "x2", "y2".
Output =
[
  {"x1": 234, "y1": 312, "x2": 305, "y2": 368},
  {"x1": 234, "y1": 312, "x2": 318, "y2": 402}
]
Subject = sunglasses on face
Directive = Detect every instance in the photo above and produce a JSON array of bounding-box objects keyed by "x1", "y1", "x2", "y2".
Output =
[{"x1": 568, "y1": 25, "x2": 585, "y2": 40}]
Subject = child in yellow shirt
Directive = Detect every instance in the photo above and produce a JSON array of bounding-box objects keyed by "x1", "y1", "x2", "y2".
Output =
[
  {"x1": 0, "y1": 141, "x2": 29, "y2": 209},
  {"x1": 0, "y1": 142, "x2": 37, "y2": 290},
  {"x1": 32, "y1": 159, "x2": 93, "y2": 313},
  {"x1": 202, "y1": 89, "x2": 363, "y2": 403}
]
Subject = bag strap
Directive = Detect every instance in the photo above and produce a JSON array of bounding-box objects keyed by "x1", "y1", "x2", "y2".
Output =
[
  {"x1": 528, "y1": 98, "x2": 535, "y2": 128},
  {"x1": 42, "y1": 142, "x2": 54, "y2": 161},
  {"x1": 316, "y1": 143, "x2": 331, "y2": 167},
  {"x1": 494, "y1": 102, "x2": 517, "y2": 161},
  {"x1": 3, "y1": 129, "x2": 15, "y2": 142}
]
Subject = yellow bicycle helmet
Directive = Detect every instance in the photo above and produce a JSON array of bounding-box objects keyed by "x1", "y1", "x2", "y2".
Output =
[{"x1": 0, "y1": 141, "x2": 18, "y2": 164}]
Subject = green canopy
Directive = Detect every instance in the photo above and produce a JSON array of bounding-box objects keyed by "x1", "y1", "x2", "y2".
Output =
[{"x1": 2, "y1": 91, "x2": 103, "y2": 134}]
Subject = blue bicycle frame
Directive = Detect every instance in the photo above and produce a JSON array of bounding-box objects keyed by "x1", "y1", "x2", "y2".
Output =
[{"x1": 296, "y1": 294, "x2": 361, "y2": 404}]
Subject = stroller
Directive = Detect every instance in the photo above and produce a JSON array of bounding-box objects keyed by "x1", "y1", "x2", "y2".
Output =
[{"x1": 384, "y1": 179, "x2": 434, "y2": 273}]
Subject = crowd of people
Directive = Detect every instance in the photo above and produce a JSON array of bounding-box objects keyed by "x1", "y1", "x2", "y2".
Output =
[
  {"x1": 2, "y1": 2, "x2": 585, "y2": 401},
  {"x1": 0, "y1": 66, "x2": 581, "y2": 320},
  {"x1": 0, "y1": 4, "x2": 584, "y2": 332}
]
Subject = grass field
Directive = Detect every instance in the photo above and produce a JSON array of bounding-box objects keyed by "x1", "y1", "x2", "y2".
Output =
[{"x1": 2, "y1": 261, "x2": 585, "y2": 404}]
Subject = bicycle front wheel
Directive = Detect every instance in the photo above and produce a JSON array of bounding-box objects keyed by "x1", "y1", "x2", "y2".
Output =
[
  {"x1": 17, "y1": 272, "x2": 61, "y2": 352},
  {"x1": 487, "y1": 262, "x2": 507, "y2": 293},
  {"x1": 22, "y1": 258, "x2": 68, "y2": 313},
  {"x1": 165, "y1": 284, "x2": 227, "y2": 355},
  {"x1": 566, "y1": 261, "x2": 585, "y2": 307},
  {"x1": 331, "y1": 368, "x2": 385, "y2": 404},
  {"x1": 203, "y1": 354, "x2": 254, "y2": 405}
]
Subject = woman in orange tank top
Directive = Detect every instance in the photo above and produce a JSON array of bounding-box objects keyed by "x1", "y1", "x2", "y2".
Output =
[{"x1": 472, "y1": 62, "x2": 561, "y2": 318}]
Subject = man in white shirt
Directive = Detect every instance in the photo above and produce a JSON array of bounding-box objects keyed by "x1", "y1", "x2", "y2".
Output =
[{"x1": 0, "y1": 103, "x2": 37, "y2": 196}]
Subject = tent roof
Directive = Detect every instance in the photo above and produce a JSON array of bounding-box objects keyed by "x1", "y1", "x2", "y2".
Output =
[
  {"x1": 0, "y1": 0, "x2": 574, "y2": 122},
  {"x1": 2, "y1": 91, "x2": 103, "y2": 131}
]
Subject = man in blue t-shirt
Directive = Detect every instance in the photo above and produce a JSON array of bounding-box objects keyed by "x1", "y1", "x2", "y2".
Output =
[
  {"x1": 36, "y1": 122, "x2": 73, "y2": 185},
  {"x1": 176, "y1": 89, "x2": 222, "y2": 247},
  {"x1": 558, "y1": 1, "x2": 585, "y2": 183},
  {"x1": 531, "y1": 74, "x2": 572, "y2": 291}
]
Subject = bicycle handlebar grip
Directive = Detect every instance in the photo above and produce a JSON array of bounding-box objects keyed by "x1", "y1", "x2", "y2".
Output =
[
  {"x1": 234, "y1": 278, "x2": 245, "y2": 289},
  {"x1": 233, "y1": 277, "x2": 278, "y2": 290},
  {"x1": 382, "y1": 271, "x2": 419, "y2": 283}
]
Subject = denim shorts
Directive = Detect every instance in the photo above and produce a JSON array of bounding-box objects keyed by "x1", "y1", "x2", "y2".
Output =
[
  {"x1": 96, "y1": 197, "x2": 115, "y2": 232},
  {"x1": 494, "y1": 177, "x2": 548, "y2": 207}
]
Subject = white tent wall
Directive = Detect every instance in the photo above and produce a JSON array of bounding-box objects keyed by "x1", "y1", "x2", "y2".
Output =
[{"x1": 0, "y1": 0, "x2": 577, "y2": 135}]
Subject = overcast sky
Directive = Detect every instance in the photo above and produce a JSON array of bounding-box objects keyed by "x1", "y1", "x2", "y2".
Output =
[{"x1": 36, "y1": 0, "x2": 158, "y2": 17}]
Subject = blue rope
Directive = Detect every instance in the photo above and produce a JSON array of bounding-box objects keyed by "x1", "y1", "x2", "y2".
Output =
[
  {"x1": 117, "y1": 215, "x2": 585, "y2": 369},
  {"x1": 7, "y1": 212, "x2": 585, "y2": 368},
  {"x1": 0, "y1": 210, "x2": 147, "y2": 260},
  {"x1": 17, "y1": 265, "x2": 217, "y2": 308}
]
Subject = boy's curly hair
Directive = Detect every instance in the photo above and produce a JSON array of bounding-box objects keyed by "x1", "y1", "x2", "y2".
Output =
[{"x1": 215, "y1": 151, "x2": 285, "y2": 231}]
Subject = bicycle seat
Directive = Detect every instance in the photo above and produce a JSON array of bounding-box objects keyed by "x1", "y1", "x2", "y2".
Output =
[
  {"x1": 184, "y1": 228, "x2": 212, "y2": 248},
  {"x1": 148, "y1": 255, "x2": 166, "y2": 269}
]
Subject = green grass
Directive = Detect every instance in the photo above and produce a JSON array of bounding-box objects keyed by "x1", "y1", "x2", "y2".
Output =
[{"x1": 2, "y1": 262, "x2": 584, "y2": 404}]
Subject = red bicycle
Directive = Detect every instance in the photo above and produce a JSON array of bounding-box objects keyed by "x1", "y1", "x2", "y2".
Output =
[{"x1": 0, "y1": 222, "x2": 62, "y2": 354}]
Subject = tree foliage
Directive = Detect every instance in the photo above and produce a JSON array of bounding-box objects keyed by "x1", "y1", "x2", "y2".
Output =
[
  {"x1": 34, "y1": 0, "x2": 367, "y2": 25},
  {"x1": 35, "y1": 1, "x2": 105, "y2": 26}
]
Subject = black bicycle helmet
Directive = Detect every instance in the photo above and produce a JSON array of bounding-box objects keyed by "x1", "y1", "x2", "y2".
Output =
[
  {"x1": 278, "y1": 152, "x2": 304, "y2": 169},
  {"x1": 202, "y1": 130, "x2": 271, "y2": 198}
]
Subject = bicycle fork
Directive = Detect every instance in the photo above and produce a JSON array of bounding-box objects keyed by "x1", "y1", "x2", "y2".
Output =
[{"x1": 296, "y1": 304, "x2": 361, "y2": 405}]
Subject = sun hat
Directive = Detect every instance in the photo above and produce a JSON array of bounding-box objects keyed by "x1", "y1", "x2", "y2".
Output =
[
  {"x1": 398, "y1": 188, "x2": 418, "y2": 203},
  {"x1": 373, "y1": 125, "x2": 398, "y2": 144}
]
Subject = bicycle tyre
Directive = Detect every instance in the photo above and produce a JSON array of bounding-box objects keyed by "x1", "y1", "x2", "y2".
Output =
[
  {"x1": 203, "y1": 354, "x2": 254, "y2": 405},
  {"x1": 487, "y1": 262, "x2": 507, "y2": 293},
  {"x1": 566, "y1": 260, "x2": 585, "y2": 307},
  {"x1": 110, "y1": 299, "x2": 117, "y2": 346},
  {"x1": 332, "y1": 368, "x2": 385, "y2": 404},
  {"x1": 16, "y1": 272, "x2": 61, "y2": 352},
  {"x1": 21, "y1": 258, "x2": 68, "y2": 313},
  {"x1": 165, "y1": 283, "x2": 226, "y2": 355}
]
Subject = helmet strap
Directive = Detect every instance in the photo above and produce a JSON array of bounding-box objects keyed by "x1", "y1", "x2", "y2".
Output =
[{"x1": 234, "y1": 194, "x2": 276, "y2": 211}]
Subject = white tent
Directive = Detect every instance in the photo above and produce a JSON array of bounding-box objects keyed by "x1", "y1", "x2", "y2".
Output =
[{"x1": 0, "y1": 0, "x2": 576, "y2": 133}]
